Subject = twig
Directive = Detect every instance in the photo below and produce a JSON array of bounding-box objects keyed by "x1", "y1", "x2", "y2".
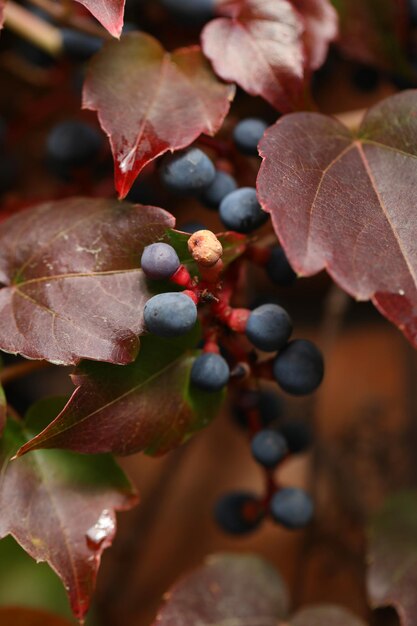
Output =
[
  {"x1": 26, "y1": 0, "x2": 111, "y2": 39},
  {"x1": 0, "y1": 360, "x2": 52, "y2": 385},
  {"x1": 4, "y1": 1, "x2": 63, "y2": 56}
]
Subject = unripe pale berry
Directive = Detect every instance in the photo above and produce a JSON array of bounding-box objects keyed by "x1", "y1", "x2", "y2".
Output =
[{"x1": 188, "y1": 230, "x2": 223, "y2": 267}]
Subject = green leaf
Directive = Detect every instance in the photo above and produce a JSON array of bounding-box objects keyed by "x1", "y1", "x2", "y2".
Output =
[
  {"x1": 367, "y1": 491, "x2": 417, "y2": 625},
  {"x1": 0, "y1": 399, "x2": 138, "y2": 621}
]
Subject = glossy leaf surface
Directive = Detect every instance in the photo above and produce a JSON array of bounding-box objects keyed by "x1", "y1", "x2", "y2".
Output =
[
  {"x1": 0, "y1": 197, "x2": 174, "y2": 365},
  {"x1": 83, "y1": 33, "x2": 235, "y2": 198},
  {"x1": 367, "y1": 492, "x2": 417, "y2": 625},
  {"x1": 0, "y1": 399, "x2": 137, "y2": 621},
  {"x1": 153, "y1": 553, "x2": 288, "y2": 626},
  {"x1": 257, "y1": 91, "x2": 417, "y2": 348},
  {"x1": 16, "y1": 330, "x2": 224, "y2": 457}
]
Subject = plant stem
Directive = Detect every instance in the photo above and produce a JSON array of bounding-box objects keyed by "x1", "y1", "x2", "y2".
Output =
[
  {"x1": 0, "y1": 360, "x2": 52, "y2": 385},
  {"x1": 4, "y1": 1, "x2": 63, "y2": 56}
]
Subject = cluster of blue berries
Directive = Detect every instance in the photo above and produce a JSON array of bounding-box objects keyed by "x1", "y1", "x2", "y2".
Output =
[{"x1": 160, "y1": 117, "x2": 269, "y2": 234}]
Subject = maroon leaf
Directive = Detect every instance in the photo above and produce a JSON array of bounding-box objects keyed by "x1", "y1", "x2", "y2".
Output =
[
  {"x1": 287, "y1": 606, "x2": 368, "y2": 626},
  {"x1": 0, "y1": 383, "x2": 6, "y2": 437},
  {"x1": 334, "y1": 0, "x2": 410, "y2": 74},
  {"x1": 75, "y1": 0, "x2": 124, "y2": 38},
  {"x1": 16, "y1": 330, "x2": 224, "y2": 457},
  {"x1": 0, "y1": 607, "x2": 74, "y2": 626},
  {"x1": 257, "y1": 90, "x2": 417, "y2": 349},
  {"x1": 292, "y1": 0, "x2": 338, "y2": 70},
  {"x1": 367, "y1": 492, "x2": 417, "y2": 626},
  {"x1": 0, "y1": 399, "x2": 138, "y2": 621},
  {"x1": 202, "y1": 0, "x2": 306, "y2": 112},
  {"x1": 153, "y1": 553, "x2": 289, "y2": 626},
  {"x1": 83, "y1": 33, "x2": 235, "y2": 199},
  {"x1": 0, "y1": 197, "x2": 174, "y2": 365},
  {"x1": 0, "y1": 0, "x2": 5, "y2": 29}
]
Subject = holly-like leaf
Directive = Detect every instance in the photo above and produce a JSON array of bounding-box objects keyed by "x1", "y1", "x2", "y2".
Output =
[
  {"x1": 83, "y1": 33, "x2": 235, "y2": 199},
  {"x1": 202, "y1": 0, "x2": 336, "y2": 111},
  {"x1": 0, "y1": 197, "x2": 174, "y2": 366},
  {"x1": 0, "y1": 399, "x2": 138, "y2": 621},
  {"x1": 257, "y1": 90, "x2": 417, "y2": 349},
  {"x1": 16, "y1": 330, "x2": 223, "y2": 457},
  {"x1": 367, "y1": 492, "x2": 417, "y2": 625},
  {"x1": 0, "y1": 607, "x2": 74, "y2": 626},
  {"x1": 153, "y1": 553, "x2": 289, "y2": 626},
  {"x1": 286, "y1": 605, "x2": 368, "y2": 626},
  {"x1": 333, "y1": 0, "x2": 411, "y2": 75},
  {"x1": 75, "y1": 0, "x2": 124, "y2": 38},
  {"x1": 202, "y1": 0, "x2": 306, "y2": 112},
  {"x1": 293, "y1": 0, "x2": 339, "y2": 70}
]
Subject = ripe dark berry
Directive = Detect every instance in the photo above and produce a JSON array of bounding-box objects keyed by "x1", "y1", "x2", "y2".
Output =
[
  {"x1": 190, "y1": 352, "x2": 230, "y2": 392},
  {"x1": 233, "y1": 389, "x2": 283, "y2": 430},
  {"x1": 200, "y1": 170, "x2": 237, "y2": 209},
  {"x1": 219, "y1": 187, "x2": 268, "y2": 234},
  {"x1": 160, "y1": 0, "x2": 214, "y2": 23},
  {"x1": 179, "y1": 221, "x2": 206, "y2": 234},
  {"x1": 144, "y1": 292, "x2": 197, "y2": 338},
  {"x1": 233, "y1": 118, "x2": 268, "y2": 156},
  {"x1": 251, "y1": 429, "x2": 288, "y2": 468},
  {"x1": 408, "y1": 0, "x2": 417, "y2": 25},
  {"x1": 279, "y1": 420, "x2": 312, "y2": 454},
  {"x1": 246, "y1": 304, "x2": 292, "y2": 352},
  {"x1": 266, "y1": 246, "x2": 297, "y2": 286},
  {"x1": 273, "y1": 339, "x2": 324, "y2": 396},
  {"x1": 161, "y1": 148, "x2": 215, "y2": 194},
  {"x1": 270, "y1": 487, "x2": 314, "y2": 529},
  {"x1": 214, "y1": 491, "x2": 263, "y2": 535},
  {"x1": 141, "y1": 243, "x2": 180, "y2": 280},
  {"x1": 61, "y1": 28, "x2": 103, "y2": 61},
  {"x1": 46, "y1": 120, "x2": 103, "y2": 170}
]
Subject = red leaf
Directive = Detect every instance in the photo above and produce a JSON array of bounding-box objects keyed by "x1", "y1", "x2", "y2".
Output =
[
  {"x1": 0, "y1": 1, "x2": 5, "y2": 29},
  {"x1": 367, "y1": 492, "x2": 417, "y2": 626},
  {"x1": 83, "y1": 33, "x2": 235, "y2": 199},
  {"x1": 257, "y1": 91, "x2": 417, "y2": 348},
  {"x1": 75, "y1": 0, "x2": 124, "y2": 38},
  {"x1": 0, "y1": 197, "x2": 174, "y2": 366},
  {"x1": 0, "y1": 400, "x2": 138, "y2": 621},
  {"x1": 334, "y1": 0, "x2": 410, "y2": 74},
  {"x1": 292, "y1": 0, "x2": 338, "y2": 70},
  {"x1": 0, "y1": 607, "x2": 74, "y2": 626},
  {"x1": 16, "y1": 331, "x2": 224, "y2": 457},
  {"x1": 153, "y1": 553, "x2": 289, "y2": 626},
  {"x1": 202, "y1": 0, "x2": 306, "y2": 112}
]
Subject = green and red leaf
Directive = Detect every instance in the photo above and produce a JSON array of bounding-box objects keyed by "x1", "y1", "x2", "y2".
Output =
[{"x1": 0, "y1": 399, "x2": 137, "y2": 621}]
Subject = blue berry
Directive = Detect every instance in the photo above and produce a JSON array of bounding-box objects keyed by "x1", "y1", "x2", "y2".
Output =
[
  {"x1": 141, "y1": 243, "x2": 180, "y2": 280},
  {"x1": 200, "y1": 170, "x2": 237, "y2": 209},
  {"x1": 179, "y1": 221, "x2": 206, "y2": 234},
  {"x1": 160, "y1": 0, "x2": 214, "y2": 23},
  {"x1": 251, "y1": 429, "x2": 288, "y2": 468},
  {"x1": 233, "y1": 389, "x2": 283, "y2": 430},
  {"x1": 219, "y1": 187, "x2": 268, "y2": 234},
  {"x1": 266, "y1": 246, "x2": 297, "y2": 286},
  {"x1": 233, "y1": 118, "x2": 268, "y2": 156},
  {"x1": 273, "y1": 339, "x2": 324, "y2": 396},
  {"x1": 279, "y1": 420, "x2": 312, "y2": 454},
  {"x1": 246, "y1": 304, "x2": 292, "y2": 352},
  {"x1": 214, "y1": 491, "x2": 263, "y2": 535},
  {"x1": 61, "y1": 29, "x2": 103, "y2": 61},
  {"x1": 161, "y1": 148, "x2": 215, "y2": 194},
  {"x1": 270, "y1": 487, "x2": 314, "y2": 529},
  {"x1": 46, "y1": 120, "x2": 103, "y2": 170},
  {"x1": 190, "y1": 352, "x2": 230, "y2": 392},
  {"x1": 144, "y1": 292, "x2": 197, "y2": 338}
]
